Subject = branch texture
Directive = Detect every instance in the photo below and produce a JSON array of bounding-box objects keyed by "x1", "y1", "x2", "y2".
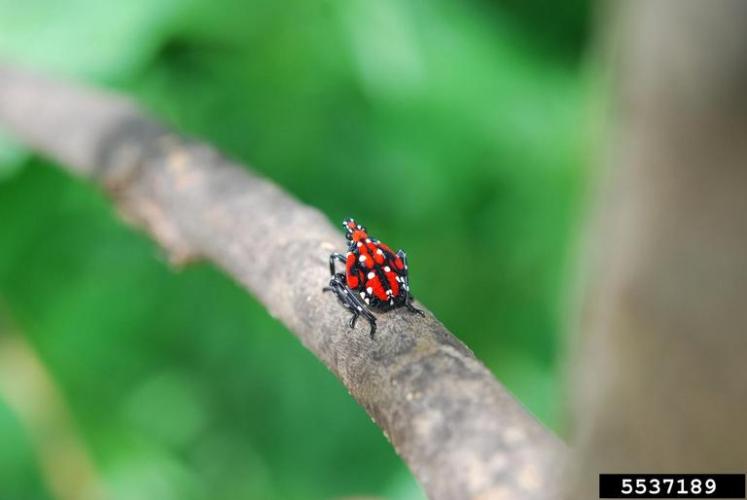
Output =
[{"x1": 0, "y1": 65, "x2": 564, "y2": 500}]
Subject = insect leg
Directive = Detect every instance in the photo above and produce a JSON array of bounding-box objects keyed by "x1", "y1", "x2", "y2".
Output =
[
  {"x1": 323, "y1": 274, "x2": 378, "y2": 337},
  {"x1": 396, "y1": 249, "x2": 425, "y2": 317},
  {"x1": 405, "y1": 301, "x2": 425, "y2": 316},
  {"x1": 329, "y1": 252, "x2": 347, "y2": 276},
  {"x1": 396, "y1": 249, "x2": 409, "y2": 268}
]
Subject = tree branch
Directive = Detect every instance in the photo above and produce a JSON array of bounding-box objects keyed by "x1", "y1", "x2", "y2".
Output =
[
  {"x1": 0, "y1": 64, "x2": 564, "y2": 500},
  {"x1": 566, "y1": 1, "x2": 747, "y2": 497}
]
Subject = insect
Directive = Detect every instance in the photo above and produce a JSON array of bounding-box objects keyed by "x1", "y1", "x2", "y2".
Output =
[{"x1": 324, "y1": 218, "x2": 424, "y2": 338}]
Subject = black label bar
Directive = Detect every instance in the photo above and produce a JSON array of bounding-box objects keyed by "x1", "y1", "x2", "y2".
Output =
[{"x1": 599, "y1": 474, "x2": 746, "y2": 498}]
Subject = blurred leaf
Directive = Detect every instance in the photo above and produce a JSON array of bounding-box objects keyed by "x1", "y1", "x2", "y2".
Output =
[
  {"x1": 0, "y1": 131, "x2": 28, "y2": 182},
  {"x1": 0, "y1": 399, "x2": 52, "y2": 500},
  {"x1": 0, "y1": 0, "x2": 185, "y2": 81}
]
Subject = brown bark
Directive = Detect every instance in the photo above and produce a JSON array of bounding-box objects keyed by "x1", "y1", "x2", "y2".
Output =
[
  {"x1": 0, "y1": 64, "x2": 564, "y2": 500},
  {"x1": 567, "y1": 1, "x2": 747, "y2": 497}
]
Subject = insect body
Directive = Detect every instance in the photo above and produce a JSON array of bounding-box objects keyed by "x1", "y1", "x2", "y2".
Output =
[{"x1": 324, "y1": 218, "x2": 424, "y2": 338}]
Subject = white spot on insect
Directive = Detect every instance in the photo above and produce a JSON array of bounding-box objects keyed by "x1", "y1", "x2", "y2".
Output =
[
  {"x1": 389, "y1": 299, "x2": 394, "y2": 305},
  {"x1": 357, "y1": 305, "x2": 362, "y2": 311},
  {"x1": 365, "y1": 238, "x2": 371, "y2": 243},
  {"x1": 357, "y1": 225, "x2": 361, "y2": 229},
  {"x1": 384, "y1": 266, "x2": 391, "y2": 272},
  {"x1": 395, "y1": 276, "x2": 402, "y2": 282},
  {"x1": 360, "y1": 292, "x2": 366, "y2": 299},
  {"x1": 358, "y1": 255, "x2": 367, "y2": 263},
  {"x1": 376, "y1": 249, "x2": 384, "y2": 255},
  {"x1": 386, "y1": 289, "x2": 393, "y2": 296},
  {"x1": 364, "y1": 298, "x2": 370, "y2": 304},
  {"x1": 367, "y1": 272, "x2": 375, "y2": 279},
  {"x1": 357, "y1": 242, "x2": 363, "y2": 247},
  {"x1": 366, "y1": 287, "x2": 373, "y2": 295}
]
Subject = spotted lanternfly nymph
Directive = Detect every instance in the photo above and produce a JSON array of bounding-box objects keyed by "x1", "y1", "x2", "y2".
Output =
[{"x1": 323, "y1": 218, "x2": 424, "y2": 338}]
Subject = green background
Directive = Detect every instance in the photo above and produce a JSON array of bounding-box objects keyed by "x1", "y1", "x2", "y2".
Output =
[{"x1": 0, "y1": 0, "x2": 595, "y2": 498}]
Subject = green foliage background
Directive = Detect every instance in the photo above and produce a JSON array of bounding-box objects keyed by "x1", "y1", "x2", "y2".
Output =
[{"x1": 0, "y1": 0, "x2": 594, "y2": 498}]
